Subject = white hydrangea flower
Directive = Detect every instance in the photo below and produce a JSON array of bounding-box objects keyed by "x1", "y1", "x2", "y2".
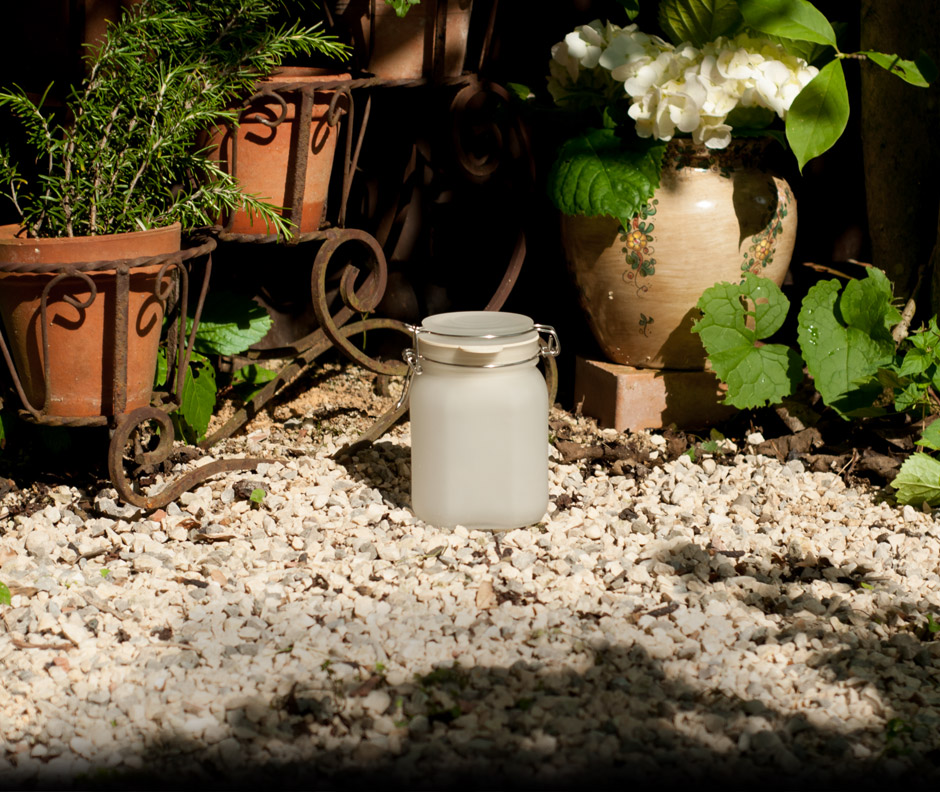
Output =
[
  {"x1": 547, "y1": 19, "x2": 622, "y2": 106},
  {"x1": 547, "y1": 23, "x2": 817, "y2": 149}
]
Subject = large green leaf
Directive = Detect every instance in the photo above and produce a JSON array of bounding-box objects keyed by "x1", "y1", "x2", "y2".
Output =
[
  {"x1": 737, "y1": 0, "x2": 837, "y2": 45},
  {"x1": 692, "y1": 274, "x2": 803, "y2": 409},
  {"x1": 891, "y1": 452, "x2": 940, "y2": 507},
  {"x1": 547, "y1": 130, "x2": 666, "y2": 228},
  {"x1": 190, "y1": 291, "x2": 273, "y2": 357},
  {"x1": 176, "y1": 352, "x2": 217, "y2": 444},
  {"x1": 796, "y1": 272, "x2": 896, "y2": 414},
  {"x1": 785, "y1": 60, "x2": 849, "y2": 172},
  {"x1": 863, "y1": 51, "x2": 937, "y2": 88},
  {"x1": 658, "y1": 0, "x2": 742, "y2": 47}
]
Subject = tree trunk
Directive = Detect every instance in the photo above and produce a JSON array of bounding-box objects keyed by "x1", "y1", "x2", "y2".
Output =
[{"x1": 860, "y1": 0, "x2": 940, "y2": 310}]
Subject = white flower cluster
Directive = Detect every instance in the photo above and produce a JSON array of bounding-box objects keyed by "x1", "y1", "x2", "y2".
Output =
[
  {"x1": 547, "y1": 20, "x2": 630, "y2": 108},
  {"x1": 549, "y1": 23, "x2": 819, "y2": 149}
]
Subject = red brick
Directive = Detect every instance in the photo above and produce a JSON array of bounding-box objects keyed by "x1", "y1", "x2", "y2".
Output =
[{"x1": 573, "y1": 356, "x2": 737, "y2": 433}]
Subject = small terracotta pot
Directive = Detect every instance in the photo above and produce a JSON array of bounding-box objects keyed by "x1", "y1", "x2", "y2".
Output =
[
  {"x1": 562, "y1": 139, "x2": 797, "y2": 370},
  {"x1": 212, "y1": 68, "x2": 349, "y2": 234},
  {"x1": 0, "y1": 223, "x2": 180, "y2": 418},
  {"x1": 334, "y1": 0, "x2": 473, "y2": 80}
]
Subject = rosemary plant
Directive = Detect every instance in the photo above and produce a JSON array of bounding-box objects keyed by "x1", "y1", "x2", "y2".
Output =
[{"x1": 0, "y1": 0, "x2": 348, "y2": 238}]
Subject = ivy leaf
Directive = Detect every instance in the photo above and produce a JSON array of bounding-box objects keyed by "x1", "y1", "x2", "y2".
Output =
[
  {"x1": 891, "y1": 452, "x2": 940, "y2": 507},
  {"x1": 894, "y1": 381, "x2": 930, "y2": 413},
  {"x1": 547, "y1": 130, "x2": 666, "y2": 228},
  {"x1": 737, "y1": 0, "x2": 837, "y2": 46},
  {"x1": 786, "y1": 60, "x2": 849, "y2": 172},
  {"x1": 917, "y1": 421, "x2": 940, "y2": 452},
  {"x1": 863, "y1": 51, "x2": 937, "y2": 88},
  {"x1": 175, "y1": 351, "x2": 217, "y2": 444},
  {"x1": 658, "y1": 0, "x2": 741, "y2": 47},
  {"x1": 796, "y1": 270, "x2": 896, "y2": 414},
  {"x1": 190, "y1": 291, "x2": 272, "y2": 357},
  {"x1": 692, "y1": 274, "x2": 803, "y2": 409},
  {"x1": 614, "y1": 0, "x2": 641, "y2": 20}
]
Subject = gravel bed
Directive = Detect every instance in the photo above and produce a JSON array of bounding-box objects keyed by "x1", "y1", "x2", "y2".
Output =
[{"x1": 2, "y1": 366, "x2": 940, "y2": 789}]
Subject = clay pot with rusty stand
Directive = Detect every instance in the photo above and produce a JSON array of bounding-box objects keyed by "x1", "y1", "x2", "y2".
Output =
[
  {"x1": 212, "y1": 67, "x2": 351, "y2": 235},
  {"x1": 565, "y1": 139, "x2": 797, "y2": 432},
  {"x1": 332, "y1": 0, "x2": 473, "y2": 81},
  {"x1": 0, "y1": 223, "x2": 180, "y2": 420}
]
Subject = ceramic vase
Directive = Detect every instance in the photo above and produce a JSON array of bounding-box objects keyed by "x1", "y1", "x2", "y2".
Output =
[{"x1": 562, "y1": 138, "x2": 797, "y2": 370}]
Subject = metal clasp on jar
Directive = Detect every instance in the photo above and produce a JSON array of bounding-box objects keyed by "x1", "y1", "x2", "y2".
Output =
[{"x1": 535, "y1": 324, "x2": 560, "y2": 358}]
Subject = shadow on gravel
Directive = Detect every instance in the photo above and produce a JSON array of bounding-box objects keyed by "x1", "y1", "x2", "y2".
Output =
[
  {"x1": 341, "y1": 440, "x2": 412, "y2": 509},
  {"x1": 9, "y1": 621, "x2": 940, "y2": 792}
]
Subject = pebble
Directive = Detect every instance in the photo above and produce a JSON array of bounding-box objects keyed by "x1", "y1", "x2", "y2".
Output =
[{"x1": 0, "y1": 379, "x2": 938, "y2": 787}]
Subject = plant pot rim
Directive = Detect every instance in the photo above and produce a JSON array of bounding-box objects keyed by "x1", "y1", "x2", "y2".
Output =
[
  {"x1": 0, "y1": 222, "x2": 182, "y2": 267},
  {"x1": 263, "y1": 67, "x2": 352, "y2": 83},
  {"x1": 0, "y1": 222, "x2": 182, "y2": 244}
]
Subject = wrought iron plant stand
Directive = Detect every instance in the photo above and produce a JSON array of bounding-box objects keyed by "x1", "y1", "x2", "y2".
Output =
[
  {"x1": 0, "y1": 235, "x2": 263, "y2": 509},
  {"x1": 201, "y1": 0, "x2": 556, "y2": 460},
  {"x1": 0, "y1": 0, "x2": 555, "y2": 510}
]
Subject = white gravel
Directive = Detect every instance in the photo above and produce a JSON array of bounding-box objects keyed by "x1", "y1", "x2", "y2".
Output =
[{"x1": 2, "y1": 380, "x2": 940, "y2": 788}]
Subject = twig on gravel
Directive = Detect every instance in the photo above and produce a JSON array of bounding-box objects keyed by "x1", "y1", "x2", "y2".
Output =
[
  {"x1": 81, "y1": 590, "x2": 127, "y2": 619},
  {"x1": 12, "y1": 637, "x2": 75, "y2": 651}
]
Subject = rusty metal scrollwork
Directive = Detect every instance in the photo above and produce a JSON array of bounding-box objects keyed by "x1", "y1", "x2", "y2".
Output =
[
  {"x1": 310, "y1": 227, "x2": 409, "y2": 377},
  {"x1": 108, "y1": 407, "x2": 265, "y2": 510}
]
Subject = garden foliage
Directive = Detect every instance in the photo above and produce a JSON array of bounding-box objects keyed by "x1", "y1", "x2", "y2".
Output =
[{"x1": 693, "y1": 270, "x2": 940, "y2": 506}]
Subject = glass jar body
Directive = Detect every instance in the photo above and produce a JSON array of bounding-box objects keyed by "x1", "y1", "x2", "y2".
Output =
[{"x1": 410, "y1": 359, "x2": 548, "y2": 530}]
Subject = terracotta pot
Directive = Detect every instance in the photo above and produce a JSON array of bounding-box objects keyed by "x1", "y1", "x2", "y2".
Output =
[
  {"x1": 0, "y1": 223, "x2": 180, "y2": 418},
  {"x1": 213, "y1": 68, "x2": 349, "y2": 234},
  {"x1": 562, "y1": 139, "x2": 797, "y2": 370},
  {"x1": 334, "y1": 0, "x2": 473, "y2": 80}
]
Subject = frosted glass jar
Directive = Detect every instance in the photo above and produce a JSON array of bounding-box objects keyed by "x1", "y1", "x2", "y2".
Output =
[{"x1": 404, "y1": 311, "x2": 560, "y2": 530}]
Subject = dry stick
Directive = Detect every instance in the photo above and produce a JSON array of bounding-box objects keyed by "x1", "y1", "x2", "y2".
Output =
[
  {"x1": 802, "y1": 261, "x2": 858, "y2": 279},
  {"x1": 892, "y1": 206, "x2": 939, "y2": 344}
]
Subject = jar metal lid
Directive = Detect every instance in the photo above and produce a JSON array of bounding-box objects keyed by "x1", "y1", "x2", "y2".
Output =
[
  {"x1": 417, "y1": 311, "x2": 539, "y2": 366},
  {"x1": 396, "y1": 312, "x2": 560, "y2": 410}
]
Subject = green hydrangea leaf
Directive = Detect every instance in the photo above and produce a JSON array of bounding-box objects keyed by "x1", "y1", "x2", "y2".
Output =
[
  {"x1": 863, "y1": 51, "x2": 936, "y2": 88},
  {"x1": 190, "y1": 291, "x2": 273, "y2": 357},
  {"x1": 692, "y1": 274, "x2": 803, "y2": 409},
  {"x1": 796, "y1": 270, "x2": 897, "y2": 414},
  {"x1": 658, "y1": 0, "x2": 742, "y2": 48},
  {"x1": 737, "y1": 0, "x2": 837, "y2": 46},
  {"x1": 786, "y1": 60, "x2": 849, "y2": 172},
  {"x1": 548, "y1": 130, "x2": 666, "y2": 228},
  {"x1": 891, "y1": 452, "x2": 940, "y2": 507}
]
